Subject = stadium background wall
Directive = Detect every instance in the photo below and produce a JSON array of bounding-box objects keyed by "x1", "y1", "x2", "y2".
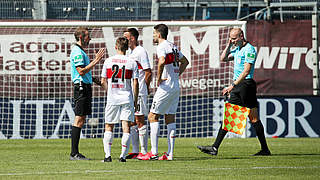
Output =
[
  {"x1": 0, "y1": 20, "x2": 319, "y2": 139},
  {"x1": 0, "y1": 96, "x2": 319, "y2": 139}
]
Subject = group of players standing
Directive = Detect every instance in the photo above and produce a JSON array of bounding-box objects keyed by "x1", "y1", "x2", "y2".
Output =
[
  {"x1": 69, "y1": 23, "x2": 271, "y2": 162},
  {"x1": 69, "y1": 24, "x2": 189, "y2": 162}
]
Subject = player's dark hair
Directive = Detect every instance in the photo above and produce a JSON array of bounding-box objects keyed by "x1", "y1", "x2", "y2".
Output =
[
  {"x1": 116, "y1": 37, "x2": 129, "y2": 52},
  {"x1": 124, "y1": 28, "x2": 139, "y2": 41},
  {"x1": 154, "y1": 24, "x2": 168, "y2": 40},
  {"x1": 74, "y1": 27, "x2": 89, "y2": 42}
]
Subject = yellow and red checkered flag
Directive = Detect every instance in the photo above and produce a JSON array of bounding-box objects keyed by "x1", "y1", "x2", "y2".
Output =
[{"x1": 222, "y1": 102, "x2": 250, "y2": 135}]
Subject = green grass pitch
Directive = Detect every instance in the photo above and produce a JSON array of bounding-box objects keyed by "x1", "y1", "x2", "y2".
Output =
[{"x1": 0, "y1": 137, "x2": 319, "y2": 179}]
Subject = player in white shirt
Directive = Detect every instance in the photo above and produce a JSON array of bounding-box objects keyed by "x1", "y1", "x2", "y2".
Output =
[
  {"x1": 123, "y1": 28, "x2": 152, "y2": 159},
  {"x1": 101, "y1": 37, "x2": 139, "y2": 162},
  {"x1": 138, "y1": 24, "x2": 189, "y2": 161}
]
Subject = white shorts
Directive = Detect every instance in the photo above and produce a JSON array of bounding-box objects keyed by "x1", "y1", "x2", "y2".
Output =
[
  {"x1": 104, "y1": 103, "x2": 135, "y2": 124},
  {"x1": 150, "y1": 89, "x2": 179, "y2": 115},
  {"x1": 135, "y1": 95, "x2": 149, "y2": 116}
]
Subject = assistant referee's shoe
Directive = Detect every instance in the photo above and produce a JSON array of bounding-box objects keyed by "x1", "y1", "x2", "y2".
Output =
[
  {"x1": 253, "y1": 149, "x2": 271, "y2": 156},
  {"x1": 70, "y1": 153, "x2": 91, "y2": 160},
  {"x1": 197, "y1": 145, "x2": 218, "y2": 156}
]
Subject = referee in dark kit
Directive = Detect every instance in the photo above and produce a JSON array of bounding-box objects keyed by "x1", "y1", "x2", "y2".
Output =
[{"x1": 69, "y1": 27, "x2": 105, "y2": 160}]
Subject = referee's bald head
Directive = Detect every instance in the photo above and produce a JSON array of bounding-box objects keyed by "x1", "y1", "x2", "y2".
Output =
[{"x1": 230, "y1": 28, "x2": 244, "y2": 39}]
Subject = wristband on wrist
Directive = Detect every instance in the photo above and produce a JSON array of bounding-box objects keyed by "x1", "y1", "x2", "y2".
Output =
[{"x1": 232, "y1": 82, "x2": 237, "y2": 87}]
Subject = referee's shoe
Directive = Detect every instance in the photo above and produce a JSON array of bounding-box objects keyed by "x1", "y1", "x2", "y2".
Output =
[
  {"x1": 197, "y1": 145, "x2": 218, "y2": 156},
  {"x1": 253, "y1": 149, "x2": 271, "y2": 156},
  {"x1": 70, "y1": 153, "x2": 90, "y2": 160}
]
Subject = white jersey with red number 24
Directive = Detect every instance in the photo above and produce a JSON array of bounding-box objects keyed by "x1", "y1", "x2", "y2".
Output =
[
  {"x1": 101, "y1": 54, "x2": 139, "y2": 105},
  {"x1": 157, "y1": 40, "x2": 184, "y2": 92}
]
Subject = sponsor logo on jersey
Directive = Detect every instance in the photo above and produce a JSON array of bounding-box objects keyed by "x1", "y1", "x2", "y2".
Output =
[
  {"x1": 246, "y1": 52, "x2": 256, "y2": 60},
  {"x1": 74, "y1": 55, "x2": 83, "y2": 63}
]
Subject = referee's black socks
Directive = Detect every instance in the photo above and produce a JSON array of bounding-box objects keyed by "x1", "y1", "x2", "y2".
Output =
[
  {"x1": 252, "y1": 121, "x2": 269, "y2": 150},
  {"x1": 212, "y1": 124, "x2": 228, "y2": 149},
  {"x1": 71, "y1": 126, "x2": 81, "y2": 156}
]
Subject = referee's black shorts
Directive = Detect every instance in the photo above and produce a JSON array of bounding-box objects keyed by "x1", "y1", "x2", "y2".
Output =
[
  {"x1": 73, "y1": 82, "x2": 92, "y2": 116},
  {"x1": 229, "y1": 79, "x2": 258, "y2": 108}
]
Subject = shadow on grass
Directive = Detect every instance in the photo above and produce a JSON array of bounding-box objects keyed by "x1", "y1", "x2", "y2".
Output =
[
  {"x1": 174, "y1": 156, "x2": 251, "y2": 161},
  {"x1": 270, "y1": 153, "x2": 320, "y2": 156}
]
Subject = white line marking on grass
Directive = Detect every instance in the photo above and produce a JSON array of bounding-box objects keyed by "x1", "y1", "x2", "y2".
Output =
[
  {"x1": 0, "y1": 166, "x2": 319, "y2": 176},
  {"x1": 0, "y1": 169, "x2": 162, "y2": 176}
]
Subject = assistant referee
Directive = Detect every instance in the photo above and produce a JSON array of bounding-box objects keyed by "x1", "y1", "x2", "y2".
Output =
[
  {"x1": 69, "y1": 27, "x2": 105, "y2": 160},
  {"x1": 198, "y1": 28, "x2": 271, "y2": 156}
]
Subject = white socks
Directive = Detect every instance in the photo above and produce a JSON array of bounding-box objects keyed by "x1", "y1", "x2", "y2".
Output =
[
  {"x1": 120, "y1": 133, "x2": 131, "y2": 159},
  {"x1": 138, "y1": 125, "x2": 148, "y2": 154},
  {"x1": 104, "y1": 122, "x2": 175, "y2": 159},
  {"x1": 167, "y1": 123, "x2": 176, "y2": 156},
  {"x1": 104, "y1": 131, "x2": 132, "y2": 159},
  {"x1": 103, "y1": 131, "x2": 113, "y2": 158},
  {"x1": 167, "y1": 123, "x2": 177, "y2": 156},
  {"x1": 130, "y1": 125, "x2": 139, "y2": 154},
  {"x1": 150, "y1": 122, "x2": 159, "y2": 155}
]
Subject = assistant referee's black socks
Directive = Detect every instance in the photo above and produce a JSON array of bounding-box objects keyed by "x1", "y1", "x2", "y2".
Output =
[
  {"x1": 252, "y1": 121, "x2": 269, "y2": 150},
  {"x1": 212, "y1": 124, "x2": 228, "y2": 149},
  {"x1": 71, "y1": 126, "x2": 81, "y2": 156}
]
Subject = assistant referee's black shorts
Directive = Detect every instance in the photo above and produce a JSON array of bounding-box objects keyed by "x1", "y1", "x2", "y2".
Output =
[
  {"x1": 229, "y1": 79, "x2": 258, "y2": 108},
  {"x1": 73, "y1": 82, "x2": 92, "y2": 116}
]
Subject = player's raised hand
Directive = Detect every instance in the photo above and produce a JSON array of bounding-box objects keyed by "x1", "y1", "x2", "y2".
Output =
[{"x1": 95, "y1": 48, "x2": 105, "y2": 62}]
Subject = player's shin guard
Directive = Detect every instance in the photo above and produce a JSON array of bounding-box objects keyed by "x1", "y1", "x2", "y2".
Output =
[
  {"x1": 167, "y1": 123, "x2": 176, "y2": 156},
  {"x1": 120, "y1": 133, "x2": 131, "y2": 159},
  {"x1": 130, "y1": 125, "x2": 139, "y2": 153},
  {"x1": 150, "y1": 122, "x2": 160, "y2": 155},
  {"x1": 138, "y1": 125, "x2": 148, "y2": 154},
  {"x1": 103, "y1": 131, "x2": 113, "y2": 158}
]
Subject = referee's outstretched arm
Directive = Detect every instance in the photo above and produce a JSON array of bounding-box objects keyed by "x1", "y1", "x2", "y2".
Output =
[{"x1": 76, "y1": 48, "x2": 105, "y2": 76}]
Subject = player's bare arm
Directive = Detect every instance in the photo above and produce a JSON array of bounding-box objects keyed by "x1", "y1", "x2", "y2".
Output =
[
  {"x1": 100, "y1": 77, "x2": 108, "y2": 91},
  {"x1": 220, "y1": 40, "x2": 234, "y2": 62},
  {"x1": 157, "y1": 56, "x2": 166, "y2": 87},
  {"x1": 144, "y1": 68, "x2": 152, "y2": 94},
  {"x1": 178, "y1": 56, "x2": 189, "y2": 76},
  {"x1": 133, "y1": 78, "x2": 139, "y2": 110},
  {"x1": 222, "y1": 62, "x2": 252, "y2": 95},
  {"x1": 76, "y1": 48, "x2": 105, "y2": 76}
]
